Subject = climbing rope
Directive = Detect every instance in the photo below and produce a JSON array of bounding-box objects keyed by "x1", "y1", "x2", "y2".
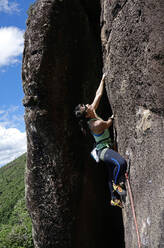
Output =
[
  {"x1": 113, "y1": 124, "x2": 141, "y2": 247},
  {"x1": 125, "y1": 172, "x2": 141, "y2": 248}
]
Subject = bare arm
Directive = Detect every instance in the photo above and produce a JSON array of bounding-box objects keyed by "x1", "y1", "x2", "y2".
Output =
[
  {"x1": 91, "y1": 73, "x2": 106, "y2": 110},
  {"x1": 91, "y1": 116, "x2": 113, "y2": 134}
]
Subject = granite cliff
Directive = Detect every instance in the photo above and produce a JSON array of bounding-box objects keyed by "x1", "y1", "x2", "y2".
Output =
[{"x1": 22, "y1": 0, "x2": 164, "y2": 247}]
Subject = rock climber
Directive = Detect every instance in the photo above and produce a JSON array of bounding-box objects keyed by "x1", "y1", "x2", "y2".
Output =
[{"x1": 74, "y1": 73, "x2": 127, "y2": 208}]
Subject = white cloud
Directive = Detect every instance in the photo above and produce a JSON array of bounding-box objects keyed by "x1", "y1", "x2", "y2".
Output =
[
  {"x1": 0, "y1": 110, "x2": 5, "y2": 114},
  {"x1": 0, "y1": 105, "x2": 26, "y2": 167},
  {"x1": 0, "y1": 125, "x2": 27, "y2": 167},
  {"x1": 0, "y1": 26, "x2": 24, "y2": 67},
  {"x1": 0, "y1": 0, "x2": 19, "y2": 13},
  {"x1": 0, "y1": 105, "x2": 24, "y2": 130}
]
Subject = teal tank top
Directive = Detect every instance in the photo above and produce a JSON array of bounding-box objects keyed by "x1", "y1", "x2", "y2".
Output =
[{"x1": 88, "y1": 118, "x2": 112, "y2": 150}]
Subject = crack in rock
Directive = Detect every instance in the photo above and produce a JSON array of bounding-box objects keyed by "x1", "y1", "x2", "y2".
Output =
[{"x1": 112, "y1": 0, "x2": 128, "y2": 19}]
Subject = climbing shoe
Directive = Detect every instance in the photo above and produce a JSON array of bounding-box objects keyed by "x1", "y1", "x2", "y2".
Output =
[
  {"x1": 111, "y1": 198, "x2": 123, "y2": 208},
  {"x1": 113, "y1": 182, "x2": 126, "y2": 196}
]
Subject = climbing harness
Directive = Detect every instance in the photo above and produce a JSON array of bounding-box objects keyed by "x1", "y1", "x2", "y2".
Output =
[
  {"x1": 90, "y1": 138, "x2": 111, "y2": 163},
  {"x1": 125, "y1": 172, "x2": 141, "y2": 248}
]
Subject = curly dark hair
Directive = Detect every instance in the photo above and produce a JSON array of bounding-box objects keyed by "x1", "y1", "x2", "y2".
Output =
[{"x1": 74, "y1": 104, "x2": 89, "y2": 135}]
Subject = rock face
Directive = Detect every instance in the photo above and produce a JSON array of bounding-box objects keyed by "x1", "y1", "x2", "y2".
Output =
[
  {"x1": 101, "y1": 0, "x2": 164, "y2": 247},
  {"x1": 22, "y1": 1, "x2": 124, "y2": 248},
  {"x1": 22, "y1": 0, "x2": 164, "y2": 247}
]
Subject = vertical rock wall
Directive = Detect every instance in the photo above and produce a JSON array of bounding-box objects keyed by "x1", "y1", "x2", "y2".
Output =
[
  {"x1": 101, "y1": 0, "x2": 164, "y2": 247},
  {"x1": 23, "y1": 0, "x2": 164, "y2": 247},
  {"x1": 23, "y1": 0, "x2": 121, "y2": 248}
]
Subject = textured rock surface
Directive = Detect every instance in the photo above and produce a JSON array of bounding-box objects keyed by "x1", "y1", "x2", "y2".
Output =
[
  {"x1": 23, "y1": 0, "x2": 164, "y2": 247},
  {"x1": 101, "y1": 0, "x2": 164, "y2": 247},
  {"x1": 22, "y1": 0, "x2": 124, "y2": 248}
]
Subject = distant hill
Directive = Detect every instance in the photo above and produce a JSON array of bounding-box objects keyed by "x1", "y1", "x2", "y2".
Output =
[{"x1": 0, "y1": 153, "x2": 34, "y2": 248}]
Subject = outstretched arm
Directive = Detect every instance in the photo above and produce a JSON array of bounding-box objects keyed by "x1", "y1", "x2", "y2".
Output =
[{"x1": 91, "y1": 73, "x2": 106, "y2": 110}]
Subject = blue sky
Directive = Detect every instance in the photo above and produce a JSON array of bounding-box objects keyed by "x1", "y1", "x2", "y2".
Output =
[{"x1": 0, "y1": 0, "x2": 35, "y2": 167}]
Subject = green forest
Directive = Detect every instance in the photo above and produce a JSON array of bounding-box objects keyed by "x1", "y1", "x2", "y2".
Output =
[{"x1": 0, "y1": 154, "x2": 34, "y2": 248}]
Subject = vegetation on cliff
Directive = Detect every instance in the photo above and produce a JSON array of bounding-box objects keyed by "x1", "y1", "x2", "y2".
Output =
[{"x1": 0, "y1": 154, "x2": 34, "y2": 248}]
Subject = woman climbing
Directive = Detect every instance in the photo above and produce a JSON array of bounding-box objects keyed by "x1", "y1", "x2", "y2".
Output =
[{"x1": 74, "y1": 73, "x2": 127, "y2": 208}]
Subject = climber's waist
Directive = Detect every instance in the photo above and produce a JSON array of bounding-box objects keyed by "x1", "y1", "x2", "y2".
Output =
[{"x1": 95, "y1": 137, "x2": 113, "y2": 151}]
